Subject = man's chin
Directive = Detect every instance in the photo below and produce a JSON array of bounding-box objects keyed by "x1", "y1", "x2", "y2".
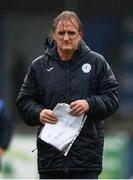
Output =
[{"x1": 62, "y1": 48, "x2": 73, "y2": 53}]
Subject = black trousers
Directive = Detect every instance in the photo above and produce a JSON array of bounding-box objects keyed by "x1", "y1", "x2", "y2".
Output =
[{"x1": 39, "y1": 170, "x2": 100, "y2": 179}]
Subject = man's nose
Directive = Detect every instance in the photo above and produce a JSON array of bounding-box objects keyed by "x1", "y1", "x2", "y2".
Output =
[{"x1": 63, "y1": 33, "x2": 69, "y2": 40}]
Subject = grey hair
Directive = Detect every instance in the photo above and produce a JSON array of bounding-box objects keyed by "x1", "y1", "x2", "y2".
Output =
[{"x1": 50, "y1": 10, "x2": 83, "y2": 38}]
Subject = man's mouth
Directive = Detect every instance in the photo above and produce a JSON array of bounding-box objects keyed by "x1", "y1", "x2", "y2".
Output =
[{"x1": 62, "y1": 42, "x2": 72, "y2": 45}]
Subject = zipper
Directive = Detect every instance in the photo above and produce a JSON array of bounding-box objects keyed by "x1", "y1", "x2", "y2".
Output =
[
  {"x1": 64, "y1": 68, "x2": 70, "y2": 172},
  {"x1": 31, "y1": 147, "x2": 37, "y2": 152},
  {"x1": 65, "y1": 155, "x2": 69, "y2": 173},
  {"x1": 65, "y1": 69, "x2": 70, "y2": 104}
]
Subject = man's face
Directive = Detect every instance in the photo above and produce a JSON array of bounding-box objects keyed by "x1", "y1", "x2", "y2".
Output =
[{"x1": 53, "y1": 18, "x2": 81, "y2": 54}]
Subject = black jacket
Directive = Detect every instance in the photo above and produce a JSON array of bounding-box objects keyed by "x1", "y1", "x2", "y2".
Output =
[{"x1": 17, "y1": 41, "x2": 119, "y2": 173}]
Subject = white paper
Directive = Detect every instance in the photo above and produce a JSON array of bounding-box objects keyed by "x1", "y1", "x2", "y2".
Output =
[{"x1": 39, "y1": 103, "x2": 86, "y2": 155}]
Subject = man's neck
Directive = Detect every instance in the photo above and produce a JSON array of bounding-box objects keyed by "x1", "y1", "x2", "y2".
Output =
[{"x1": 58, "y1": 49, "x2": 74, "y2": 61}]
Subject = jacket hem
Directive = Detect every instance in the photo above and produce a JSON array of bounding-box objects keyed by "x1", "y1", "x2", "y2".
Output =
[{"x1": 38, "y1": 167, "x2": 102, "y2": 173}]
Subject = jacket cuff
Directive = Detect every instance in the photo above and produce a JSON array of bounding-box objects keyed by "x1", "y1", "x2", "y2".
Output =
[
  {"x1": 86, "y1": 97, "x2": 94, "y2": 114},
  {"x1": 34, "y1": 105, "x2": 44, "y2": 125}
]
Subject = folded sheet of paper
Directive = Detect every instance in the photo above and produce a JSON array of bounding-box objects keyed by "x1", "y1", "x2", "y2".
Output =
[{"x1": 39, "y1": 103, "x2": 86, "y2": 156}]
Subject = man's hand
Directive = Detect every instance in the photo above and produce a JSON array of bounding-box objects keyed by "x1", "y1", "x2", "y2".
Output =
[
  {"x1": 70, "y1": 99, "x2": 89, "y2": 116},
  {"x1": 39, "y1": 109, "x2": 58, "y2": 125}
]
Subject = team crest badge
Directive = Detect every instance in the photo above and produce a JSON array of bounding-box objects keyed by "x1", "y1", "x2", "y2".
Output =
[{"x1": 82, "y1": 63, "x2": 91, "y2": 73}]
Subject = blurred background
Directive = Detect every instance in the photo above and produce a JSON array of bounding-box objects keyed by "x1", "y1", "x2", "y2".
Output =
[{"x1": 0, "y1": 0, "x2": 133, "y2": 178}]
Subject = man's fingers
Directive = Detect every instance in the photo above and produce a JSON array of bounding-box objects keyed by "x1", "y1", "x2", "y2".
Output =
[
  {"x1": 40, "y1": 109, "x2": 58, "y2": 124},
  {"x1": 45, "y1": 114, "x2": 57, "y2": 121},
  {"x1": 70, "y1": 101, "x2": 77, "y2": 108},
  {"x1": 45, "y1": 118, "x2": 57, "y2": 124},
  {"x1": 45, "y1": 111, "x2": 57, "y2": 119},
  {"x1": 70, "y1": 100, "x2": 89, "y2": 115},
  {"x1": 70, "y1": 104, "x2": 79, "y2": 113},
  {"x1": 70, "y1": 106, "x2": 83, "y2": 116}
]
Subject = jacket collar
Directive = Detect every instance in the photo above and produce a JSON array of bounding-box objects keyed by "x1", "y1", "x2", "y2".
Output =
[{"x1": 45, "y1": 40, "x2": 91, "y2": 61}]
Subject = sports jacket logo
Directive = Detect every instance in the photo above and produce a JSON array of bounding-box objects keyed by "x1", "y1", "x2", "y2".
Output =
[
  {"x1": 82, "y1": 63, "x2": 91, "y2": 73},
  {"x1": 46, "y1": 67, "x2": 54, "y2": 72}
]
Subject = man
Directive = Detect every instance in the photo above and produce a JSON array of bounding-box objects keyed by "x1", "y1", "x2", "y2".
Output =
[
  {"x1": 0, "y1": 99, "x2": 13, "y2": 169},
  {"x1": 17, "y1": 11, "x2": 119, "y2": 179}
]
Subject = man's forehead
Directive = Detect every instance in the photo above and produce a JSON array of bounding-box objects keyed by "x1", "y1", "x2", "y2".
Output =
[{"x1": 56, "y1": 18, "x2": 79, "y2": 29}]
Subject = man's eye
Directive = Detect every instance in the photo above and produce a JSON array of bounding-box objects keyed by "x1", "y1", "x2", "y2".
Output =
[
  {"x1": 58, "y1": 32, "x2": 65, "y2": 36},
  {"x1": 68, "y1": 31, "x2": 76, "y2": 35}
]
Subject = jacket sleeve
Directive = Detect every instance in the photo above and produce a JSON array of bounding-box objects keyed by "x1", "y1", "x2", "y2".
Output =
[
  {"x1": 0, "y1": 100, "x2": 13, "y2": 150},
  {"x1": 16, "y1": 61, "x2": 44, "y2": 126},
  {"x1": 86, "y1": 56, "x2": 119, "y2": 120}
]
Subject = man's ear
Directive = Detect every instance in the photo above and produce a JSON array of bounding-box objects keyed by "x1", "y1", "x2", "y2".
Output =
[
  {"x1": 79, "y1": 35, "x2": 82, "y2": 42},
  {"x1": 79, "y1": 32, "x2": 83, "y2": 39}
]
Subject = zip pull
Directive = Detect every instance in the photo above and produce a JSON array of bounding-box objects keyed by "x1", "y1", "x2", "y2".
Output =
[{"x1": 31, "y1": 147, "x2": 37, "y2": 152}]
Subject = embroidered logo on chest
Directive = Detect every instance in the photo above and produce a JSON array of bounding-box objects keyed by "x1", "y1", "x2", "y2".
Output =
[{"x1": 46, "y1": 67, "x2": 54, "y2": 72}]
